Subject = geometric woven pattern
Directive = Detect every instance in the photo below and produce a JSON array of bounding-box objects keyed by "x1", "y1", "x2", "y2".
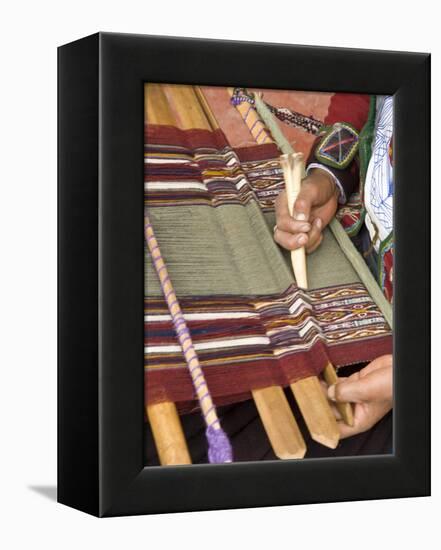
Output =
[
  {"x1": 315, "y1": 122, "x2": 360, "y2": 169},
  {"x1": 145, "y1": 283, "x2": 392, "y2": 411}
]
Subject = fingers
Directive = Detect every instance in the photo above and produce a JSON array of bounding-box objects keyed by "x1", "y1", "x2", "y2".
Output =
[
  {"x1": 276, "y1": 213, "x2": 311, "y2": 236},
  {"x1": 337, "y1": 411, "x2": 372, "y2": 439},
  {"x1": 320, "y1": 379, "x2": 343, "y2": 421},
  {"x1": 337, "y1": 416, "x2": 370, "y2": 439},
  {"x1": 360, "y1": 354, "x2": 393, "y2": 376},
  {"x1": 274, "y1": 189, "x2": 311, "y2": 251},
  {"x1": 274, "y1": 216, "x2": 324, "y2": 253},
  {"x1": 274, "y1": 189, "x2": 290, "y2": 219},
  {"x1": 274, "y1": 227, "x2": 308, "y2": 251},
  {"x1": 292, "y1": 185, "x2": 326, "y2": 253},
  {"x1": 337, "y1": 400, "x2": 392, "y2": 439},
  {"x1": 339, "y1": 402, "x2": 374, "y2": 437},
  {"x1": 275, "y1": 189, "x2": 311, "y2": 234},
  {"x1": 305, "y1": 218, "x2": 323, "y2": 254},
  {"x1": 292, "y1": 183, "x2": 317, "y2": 222},
  {"x1": 328, "y1": 366, "x2": 393, "y2": 404},
  {"x1": 274, "y1": 183, "x2": 328, "y2": 252}
]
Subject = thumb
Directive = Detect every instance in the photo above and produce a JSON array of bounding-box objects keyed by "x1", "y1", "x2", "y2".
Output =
[
  {"x1": 328, "y1": 367, "x2": 392, "y2": 404},
  {"x1": 292, "y1": 185, "x2": 315, "y2": 222}
]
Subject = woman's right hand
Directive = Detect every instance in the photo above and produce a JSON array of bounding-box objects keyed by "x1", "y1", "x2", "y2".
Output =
[{"x1": 274, "y1": 168, "x2": 339, "y2": 254}]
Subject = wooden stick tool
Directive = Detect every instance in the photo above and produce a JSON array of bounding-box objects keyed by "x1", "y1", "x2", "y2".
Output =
[{"x1": 280, "y1": 152, "x2": 350, "y2": 447}]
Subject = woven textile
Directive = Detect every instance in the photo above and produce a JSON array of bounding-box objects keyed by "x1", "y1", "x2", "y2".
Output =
[
  {"x1": 145, "y1": 120, "x2": 392, "y2": 411},
  {"x1": 145, "y1": 283, "x2": 391, "y2": 412}
]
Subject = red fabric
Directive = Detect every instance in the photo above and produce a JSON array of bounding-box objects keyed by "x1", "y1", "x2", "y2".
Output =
[
  {"x1": 145, "y1": 335, "x2": 392, "y2": 414},
  {"x1": 325, "y1": 93, "x2": 370, "y2": 130},
  {"x1": 383, "y1": 249, "x2": 394, "y2": 303},
  {"x1": 146, "y1": 124, "x2": 281, "y2": 164},
  {"x1": 235, "y1": 143, "x2": 280, "y2": 162},
  {"x1": 146, "y1": 124, "x2": 229, "y2": 150}
]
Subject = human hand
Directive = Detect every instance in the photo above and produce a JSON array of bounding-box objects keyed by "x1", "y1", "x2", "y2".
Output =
[
  {"x1": 274, "y1": 168, "x2": 339, "y2": 253},
  {"x1": 327, "y1": 355, "x2": 393, "y2": 439}
]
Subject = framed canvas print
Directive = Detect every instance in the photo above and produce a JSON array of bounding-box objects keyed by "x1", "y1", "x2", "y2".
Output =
[{"x1": 58, "y1": 32, "x2": 430, "y2": 516}]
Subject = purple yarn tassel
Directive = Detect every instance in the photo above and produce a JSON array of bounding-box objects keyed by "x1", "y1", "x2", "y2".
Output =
[{"x1": 206, "y1": 425, "x2": 233, "y2": 464}]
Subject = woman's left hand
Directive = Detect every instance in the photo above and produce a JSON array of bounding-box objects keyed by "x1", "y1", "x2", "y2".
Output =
[{"x1": 327, "y1": 354, "x2": 393, "y2": 438}]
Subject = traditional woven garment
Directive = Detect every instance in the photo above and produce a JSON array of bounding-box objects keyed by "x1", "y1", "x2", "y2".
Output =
[{"x1": 144, "y1": 85, "x2": 392, "y2": 415}]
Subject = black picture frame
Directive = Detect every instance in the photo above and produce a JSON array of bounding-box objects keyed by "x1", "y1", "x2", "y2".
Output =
[{"x1": 58, "y1": 32, "x2": 430, "y2": 517}]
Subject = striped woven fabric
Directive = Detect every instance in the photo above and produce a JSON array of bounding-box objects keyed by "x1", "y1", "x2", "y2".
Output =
[
  {"x1": 145, "y1": 112, "x2": 392, "y2": 412},
  {"x1": 145, "y1": 124, "x2": 284, "y2": 212},
  {"x1": 145, "y1": 280, "x2": 392, "y2": 412}
]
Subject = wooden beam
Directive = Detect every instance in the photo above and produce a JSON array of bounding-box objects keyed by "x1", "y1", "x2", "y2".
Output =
[
  {"x1": 291, "y1": 377, "x2": 339, "y2": 449},
  {"x1": 252, "y1": 387, "x2": 306, "y2": 459},
  {"x1": 145, "y1": 83, "x2": 175, "y2": 126},
  {"x1": 147, "y1": 402, "x2": 192, "y2": 465},
  {"x1": 194, "y1": 86, "x2": 219, "y2": 130},
  {"x1": 164, "y1": 84, "x2": 212, "y2": 130}
]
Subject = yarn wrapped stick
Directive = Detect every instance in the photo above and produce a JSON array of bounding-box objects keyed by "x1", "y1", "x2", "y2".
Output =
[{"x1": 145, "y1": 216, "x2": 233, "y2": 464}]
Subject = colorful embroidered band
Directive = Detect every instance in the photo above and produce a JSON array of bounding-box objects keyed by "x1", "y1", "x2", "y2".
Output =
[
  {"x1": 315, "y1": 122, "x2": 360, "y2": 169},
  {"x1": 145, "y1": 216, "x2": 233, "y2": 464}
]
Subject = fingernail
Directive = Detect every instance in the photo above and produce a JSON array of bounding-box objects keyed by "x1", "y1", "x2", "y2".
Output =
[
  {"x1": 300, "y1": 223, "x2": 311, "y2": 232},
  {"x1": 298, "y1": 234, "x2": 307, "y2": 245},
  {"x1": 328, "y1": 385, "x2": 336, "y2": 401},
  {"x1": 315, "y1": 218, "x2": 323, "y2": 229},
  {"x1": 294, "y1": 212, "x2": 307, "y2": 221}
]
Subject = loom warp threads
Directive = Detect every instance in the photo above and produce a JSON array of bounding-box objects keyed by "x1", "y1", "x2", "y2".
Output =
[{"x1": 145, "y1": 216, "x2": 233, "y2": 464}]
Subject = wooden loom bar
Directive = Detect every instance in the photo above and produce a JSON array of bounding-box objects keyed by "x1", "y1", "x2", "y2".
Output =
[
  {"x1": 252, "y1": 386, "x2": 306, "y2": 459},
  {"x1": 144, "y1": 83, "x2": 175, "y2": 126},
  {"x1": 164, "y1": 83, "x2": 306, "y2": 460},
  {"x1": 164, "y1": 84, "x2": 211, "y2": 130},
  {"x1": 147, "y1": 401, "x2": 192, "y2": 465},
  {"x1": 290, "y1": 377, "x2": 338, "y2": 447}
]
